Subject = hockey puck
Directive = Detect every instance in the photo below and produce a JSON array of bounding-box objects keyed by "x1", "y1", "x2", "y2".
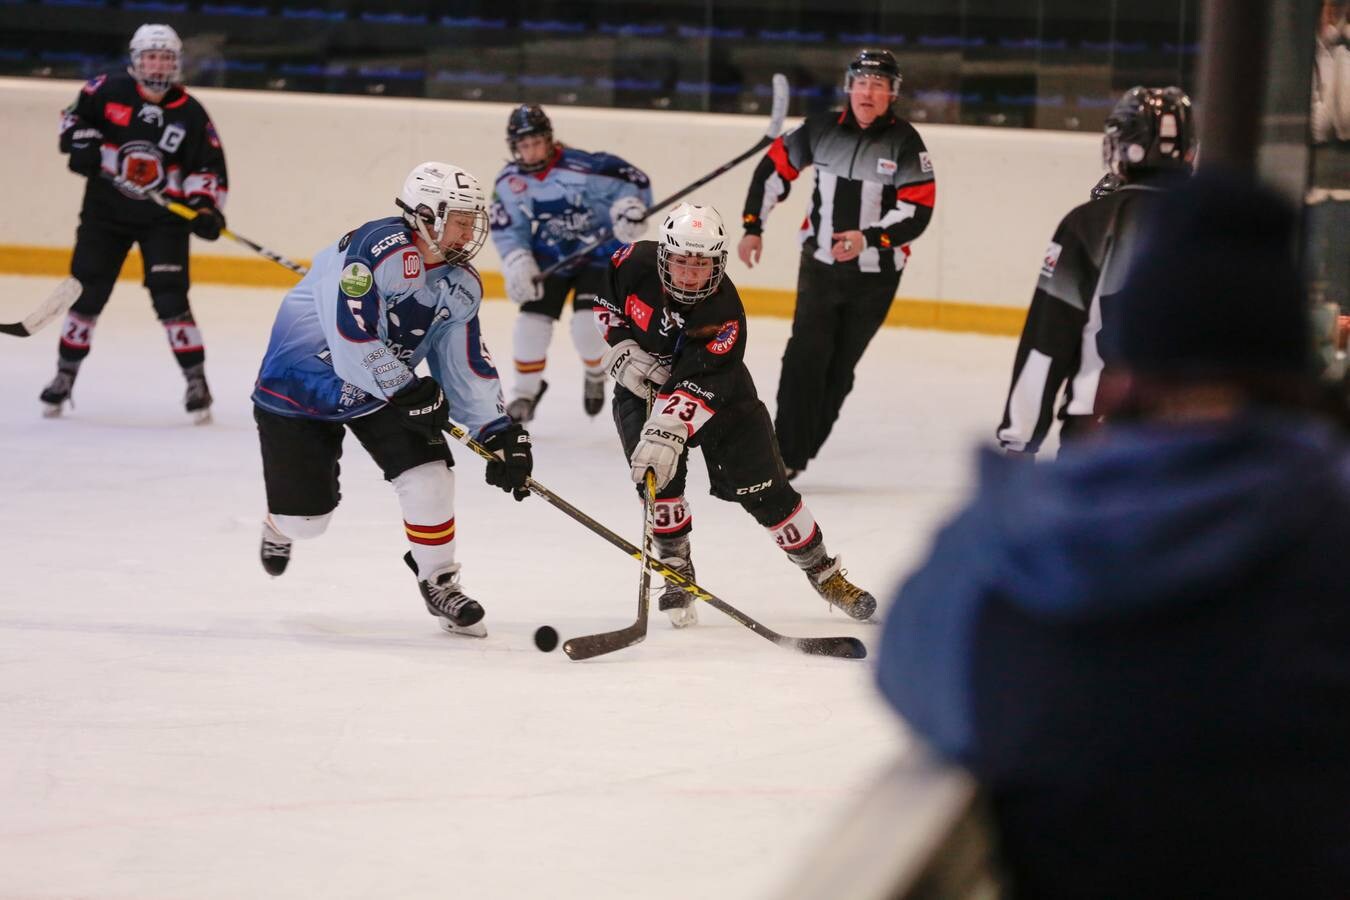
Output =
[{"x1": 533, "y1": 625, "x2": 559, "y2": 653}]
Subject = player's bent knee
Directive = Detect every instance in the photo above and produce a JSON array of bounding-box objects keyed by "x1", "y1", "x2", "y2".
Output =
[
  {"x1": 271, "y1": 512, "x2": 332, "y2": 540},
  {"x1": 391, "y1": 461, "x2": 455, "y2": 506}
]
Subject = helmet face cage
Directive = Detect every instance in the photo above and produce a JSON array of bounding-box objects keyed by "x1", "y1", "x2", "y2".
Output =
[
  {"x1": 845, "y1": 49, "x2": 902, "y2": 97},
  {"x1": 506, "y1": 104, "x2": 554, "y2": 172},
  {"x1": 398, "y1": 163, "x2": 489, "y2": 266},
  {"x1": 1102, "y1": 86, "x2": 1196, "y2": 178},
  {"x1": 657, "y1": 204, "x2": 728, "y2": 306},
  {"x1": 129, "y1": 24, "x2": 182, "y2": 93}
]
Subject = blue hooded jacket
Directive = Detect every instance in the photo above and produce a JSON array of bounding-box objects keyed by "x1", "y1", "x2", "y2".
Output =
[{"x1": 877, "y1": 414, "x2": 1350, "y2": 897}]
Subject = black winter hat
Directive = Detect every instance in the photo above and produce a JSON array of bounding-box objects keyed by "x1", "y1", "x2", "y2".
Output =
[{"x1": 1104, "y1": 169, "x2": 1313, "y2": 377}]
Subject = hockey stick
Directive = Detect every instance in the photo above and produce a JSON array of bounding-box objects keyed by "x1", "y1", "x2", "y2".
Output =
[
  {"x1": 563, "y1": 396, "x2": 658, "y2": 661},
  {"x1": 101, "y1": 172, "x2": 310, "y2": 277},
  {"x1": 445, "y1": 418, "x2": 866, "y2": 661},
  {"x1": 0, "y1": 277, "x2": 81, "y2": 338},
  {"x1": 532, "y1": 72, "x2": 791, "y2": 283}
]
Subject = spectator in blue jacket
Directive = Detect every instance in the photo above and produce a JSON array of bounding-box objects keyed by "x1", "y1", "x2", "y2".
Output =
[{"x1": 876, "y1": 170, "x2": 1350, "y2": 899}]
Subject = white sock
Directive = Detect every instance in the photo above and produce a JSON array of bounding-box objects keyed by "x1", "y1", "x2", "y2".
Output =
[
  {"x1": 269, "y1": 511, "x2": 331, "y2": 541},
  {"x1": 570, "y1": 302, "x2": 608, "y2": 375},
  {"x1": 392, "y1": 462, "x2": 457, "y2": 577},
  {"x1": 513, "y1": 311, "x2": 554, "y2": 400}
]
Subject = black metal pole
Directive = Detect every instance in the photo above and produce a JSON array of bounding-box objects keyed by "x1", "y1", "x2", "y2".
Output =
[{"x1": 1197, "y1": 0, "x2": 1273, "y2": 172}]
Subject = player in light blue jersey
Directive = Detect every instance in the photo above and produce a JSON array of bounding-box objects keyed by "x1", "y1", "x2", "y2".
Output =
[
  {"x1": 251, "y1": 162, "x2": 534, "y2": 637},
  {"x1": 490, "y1": 104, "x2": 653, "y2": 422}
]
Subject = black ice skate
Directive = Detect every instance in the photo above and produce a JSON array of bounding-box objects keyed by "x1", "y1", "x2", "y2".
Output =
[
  {"x1": 506, "y1": 380, "x2": 548, "y2": 424},
  {"x1": 183, "y1": 363, "x2": 213, "y2": 425},
  {"x1": 259, "y1": 519, "x2": 292, "y2": 577},
  {"x1": 582, "y1": 371, "x2": 606, "y2": 417},
  {"x1": 805, "y1": 555, "x2": 877, "y2": 621},
  {"x1": 39, "y1": 364, "x2": 78, "y2": 418},
  {"x1": 404, "y1": 552, "x2": 487, "y2": 637},
  {"x1": 657, "y1": 555, "x2": 698, "y2": 628}
]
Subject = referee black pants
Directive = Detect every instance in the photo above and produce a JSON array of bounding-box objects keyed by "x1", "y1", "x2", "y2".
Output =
[{"x1": 774, "y1": 253, "x2": 900, "y2": 470}]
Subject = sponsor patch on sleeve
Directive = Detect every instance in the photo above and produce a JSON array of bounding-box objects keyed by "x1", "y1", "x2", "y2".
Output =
[
  {"x1": 1040, "y1": 241, "x2": 1063, "y2": 279},
  {"x1": 918, "y1": 151, "x2": 933, "y2": 173},
  {"x1": 340, "y1": 262, "x2": 373, "y2": 297},
  {"x1": 706, "y1": 319, "x2": 740, "y2": 355},
  {"x1": 402, "y1": 250, "x2": 421, "y2": 279}
]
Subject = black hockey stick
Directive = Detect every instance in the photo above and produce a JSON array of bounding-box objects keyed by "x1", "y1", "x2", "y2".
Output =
[
  {"x1": 0, "y1": 277, "x2": 81, "y2": 337},
  {"x1": 531, "y1": 73, "x2": 791, "y2": 283},
  {"x1": 563, "y1": 396, "x2": 658, "y2": 661},
  {"x1": 444, "y1": 419, "x2": 866, "y2": 661},
  {"x1": 101, "y1": 172, "x2": 310, "y2": 277}
]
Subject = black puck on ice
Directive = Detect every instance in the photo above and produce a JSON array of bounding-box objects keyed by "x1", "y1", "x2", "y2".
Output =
[{"x1": 533, "y1": 625, "x2": 559, "y2": 653}]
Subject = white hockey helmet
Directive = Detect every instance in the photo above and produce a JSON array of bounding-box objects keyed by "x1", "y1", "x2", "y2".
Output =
[
  {"x1": 657, "y1": 202, "x2": 728, "y2": 306},
  {"x1": 129, "y1": 24, "x2": 182, "y2": 93},
  {"x1": 396, "y1": 161, "x2": 489, "y2": 265}
]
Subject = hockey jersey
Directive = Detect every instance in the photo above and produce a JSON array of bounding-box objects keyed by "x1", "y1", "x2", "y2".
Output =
[
  {"x1": 252, "y1": 216, "x2": 509, "y2": 436},
  {"x1": 741, "y1": 107, "x2": 934, "y2": 274},
  {"x1": 997, "y1": 175, "x2": 1175, "y2": 453},
  {"x1": 490, "y1": 146, "x2": 652, "y2": 272},
  {"x1": 594, "y1": 242, "x2": 758, "y2": 445},
  {"x1": 60, "y1": 70, "x2": 228, "y2": 223}
]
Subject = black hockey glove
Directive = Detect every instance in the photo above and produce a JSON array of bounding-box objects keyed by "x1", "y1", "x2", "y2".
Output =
[
  {"x1": 188, "y1": 198, "x2": 226, "y2": 241},
  {"x1": 389, "y1": 376, "x2": 449, "y2": 442},
  {"x1": 67, "y1": 142, "x2": 102, "y2": 177},
  {"x1": 482, "y1": 423, "x2": 533, "y2": 501}
]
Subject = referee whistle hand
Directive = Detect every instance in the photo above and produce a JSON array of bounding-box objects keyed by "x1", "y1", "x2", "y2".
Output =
[
  {"x1": 737, "y1": 234, "x2": 762, "y2": 268},
  {"x1": 831, "y1": 230, "x2": 865, "y2": 262}
]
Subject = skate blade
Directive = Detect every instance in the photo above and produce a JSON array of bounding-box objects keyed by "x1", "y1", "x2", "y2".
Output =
[
  {"x1": 41, "y1": 403, "x2": 63, "y2": 419},
  {"x1": 438, "y1": 619, "x2": 487, "y2": 638},
  {"x1": 666, "y1": 606, "x2": 698, "y2": 629},
  {"x1": 191, "y1": 408, "x2": 213, "y2": 425}
]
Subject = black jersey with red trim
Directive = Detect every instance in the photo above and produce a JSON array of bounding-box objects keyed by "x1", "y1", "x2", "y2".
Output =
[
  {"x1": 741, "y1": 106, "x2": 935, "y2": 274},
  {"x1": 996, "y1": 175, "x2": 1175, "y2": 453},
  {"x1": 59, "y1": 70, "x2": 228, "y2": 225},
  {"x1": 595, "y1": 241, "x2": 758, "y2": 444}
]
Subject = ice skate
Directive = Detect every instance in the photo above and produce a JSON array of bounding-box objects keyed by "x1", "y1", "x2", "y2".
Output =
[
  {"x1": 656, "y1": 555, "x2": 698, "y2": 628},
  {"x1": 506, "y1": 379, "x2": 548, "y2": 424},
  {"x1": 805, "y1": 555, "x2": 877, "y2": 621},
  {"x1": 39, "y1": 365, "x2": 78, "y2": 418},
  {"x1": 582, "y1": 370, "x2": 606, "y2": 417},
  {"x1": 183, "y1": 363, "x2": 213, "y2": 425},
  {"x1": 259, "y1": 519, "x2": 292, "y2": 577},
  {"x1": 405, "y1": 552, "x2": 487, "y2": 637}
]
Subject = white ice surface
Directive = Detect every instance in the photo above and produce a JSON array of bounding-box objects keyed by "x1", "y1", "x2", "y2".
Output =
[{"x1": 0, "y1": 276, "x2": 1016, "y2": 899}]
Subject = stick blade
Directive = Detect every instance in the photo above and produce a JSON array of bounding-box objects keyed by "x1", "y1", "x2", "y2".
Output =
[
  {"x1": 790, "y1": 635, "x2": 868, "y2": 659},
  {"x1": 563, "y1": 623, "x2": 647, "y2": 661},
  {"x1": 766, "y1": 73, "x2": 790, "y2": 138},
  {"x1": 1, "y1": 277, "x2": 80, "y2": 338}
]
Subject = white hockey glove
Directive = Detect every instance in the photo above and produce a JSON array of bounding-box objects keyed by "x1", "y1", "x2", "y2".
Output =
[
  {"x1": 502, "y1": 249, "x2": 544, "y2": 305},
  {"x1": 603, "y1": 338, "x2": 671, "y2": 398},
  {"x1": 609, "y1": 196, "x2": 649, "y2": 244},
  {"x1": 631, "y1": 413, "x2": 687, "y2": 490}
]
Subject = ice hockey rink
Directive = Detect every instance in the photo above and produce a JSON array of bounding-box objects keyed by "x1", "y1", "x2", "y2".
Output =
[{"x1": 0, "y1": 274, "x2": 1017, "y2": 899}]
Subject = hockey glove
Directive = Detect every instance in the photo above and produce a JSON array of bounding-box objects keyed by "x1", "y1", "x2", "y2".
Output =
[
  {"x1": 630, "y1": 413, "x2": 687, "y2": 491},
  {"x1": 389, "y1": 376, "x2": 449, "y2": 442},
  {"x1": 482, "y1": 423, "x2": 533, "y2": 501},
  {"x1": 603, "y1": 339, "x2": 671, "y2": 399},
  {"x1": 502, "y1": 249, "x2": 544, "y2": 305},
  {"x1": 67, "y1": 140, "x2": 103, "y2": 178},
  {"x1": 608, "y1": 195, "x2": 648, "y2": 244},
  {"x1": 187, "y1": 198, "x2": 226, "y2": 241}
]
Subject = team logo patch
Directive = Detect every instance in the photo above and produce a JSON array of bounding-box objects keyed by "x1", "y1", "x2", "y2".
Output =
[
  {"x1": 402, "y1": 250, "x2": 421, "y2": 278},
  {"x1": 138, "y1": 105, "x2": 163, "y2": 126},
  {"x1": 918, "y1": 151, "x2": 933, "y2": 173},
  {"x1": 611, "y1": 244, "x2": 634, "y2": 267},
  {"x1": 876, "y1": 158, "x2": 897, "y2": 176},
  {"x1": 507, "y1": 175, "x2": 527, "y2": 194},
  {"x1": 706, "y1": 319, "x2": 739, "y2": 355},
  {"x1": 340, "y1": 262, "x2": 374, "y2": 297},
  {"x1": 104, "y1": 102, "x2": 132, "y2": 127},
  {"x1": 206, "y1": 120, "x2": 221, "y2": 149},
  {"x1": 625, "y1": 293, "x2": 653, "y2": 331},
  {"x1": 81, "y1": 74, "x2": 106, "y2": 95},
  {"x1": 1041, "y1": 241, "x2": 1062, "y2": 279}
]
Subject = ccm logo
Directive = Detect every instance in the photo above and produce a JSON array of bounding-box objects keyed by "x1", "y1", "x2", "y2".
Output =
[{"x1": 735, "y1": 479, "x2": 773, "y2": 496}]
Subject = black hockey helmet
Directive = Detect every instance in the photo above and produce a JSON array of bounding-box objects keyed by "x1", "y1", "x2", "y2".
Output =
[
  {"x1": 1102, "y1": 86, "x2": 1196, "y2": 179},
  {"x1": 846, "y1": 48, "x2": 902, "y2": 95},
  {"x1": 506, "y1": 104, "x2": 554, "y2": 172}
]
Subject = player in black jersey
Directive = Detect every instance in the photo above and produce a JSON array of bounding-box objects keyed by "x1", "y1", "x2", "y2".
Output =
[
  {"x1": 41, "y1": 24, "x2": 229, "y2": 423},
  {"x1": 997, "y1": 86, "x2": 1195, "y2": 457},
  {"x1": 595, "y1": 203, "x2": 876, "y2": 628}
]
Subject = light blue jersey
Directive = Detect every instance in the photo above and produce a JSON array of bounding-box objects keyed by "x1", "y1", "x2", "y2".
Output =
[
  {"x1": 489, "y1": 146, "x2": 652, "y2": 272},
  {"x1": 252, "y1": 216, "x2": 508, "y2": 437}
]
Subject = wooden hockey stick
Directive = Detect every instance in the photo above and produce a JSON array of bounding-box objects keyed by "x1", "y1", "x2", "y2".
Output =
[
  {"x1": 102, "y1": 172, "x2": 310, "y2": 277},
  {"x1": 444, "y1": 417, "x2": 866, "y2": 661},
  {"x1": 562, "y1": 395, "x2": 658, "y2": 661},
  {"x1": 0, "y1": 277, "x2": 81, "y2": 338},
  {"x1": 531, "y1": 72, "x2": 791, "y2": 282}
]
